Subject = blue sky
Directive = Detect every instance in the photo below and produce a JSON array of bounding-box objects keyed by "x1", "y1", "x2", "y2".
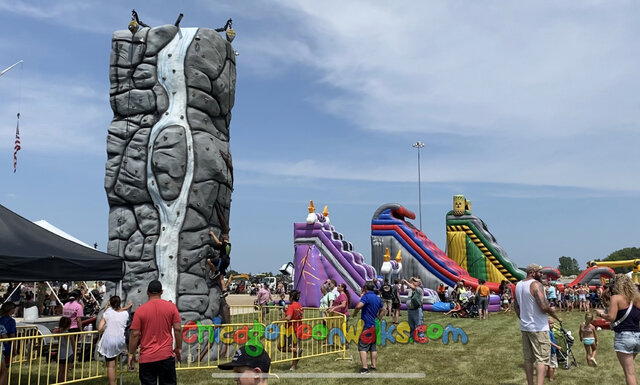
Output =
[{"x1": 0, "y1": 1, "x2": 638, "y2": 275}]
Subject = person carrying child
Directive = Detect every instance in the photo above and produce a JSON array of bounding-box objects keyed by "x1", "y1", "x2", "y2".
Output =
[
  {"x1": 579, "y1": 313, "x2": 598, "y2": 366},
  {"x1": 546, "y1": 318, "x2": 563, "y2": 382}
]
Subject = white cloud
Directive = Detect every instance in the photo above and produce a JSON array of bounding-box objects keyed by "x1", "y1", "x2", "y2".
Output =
[
  {"x1": 254, "y1": 1, "x2": 640, "y2": 137},
  {"x1": 233, "y1": 1, "x2": 640, "y2": 192},
  {"x1": 0, "y1": 74, "x2": 110, "y2": 153}
]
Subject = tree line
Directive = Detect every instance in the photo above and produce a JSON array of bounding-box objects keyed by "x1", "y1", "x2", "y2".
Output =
[{"x1": 557, "y1": 247, "x2": 640, "y2": 276}]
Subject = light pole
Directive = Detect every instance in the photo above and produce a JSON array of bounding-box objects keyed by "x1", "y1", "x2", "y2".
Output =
[{"x1": 412, "y1": 141, "x2": 424, "y2": 231}]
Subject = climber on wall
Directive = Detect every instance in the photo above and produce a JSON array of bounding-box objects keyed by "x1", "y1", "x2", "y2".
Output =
[{"x1": 206, "y1": 202, "x2": 232, "y2": 294}]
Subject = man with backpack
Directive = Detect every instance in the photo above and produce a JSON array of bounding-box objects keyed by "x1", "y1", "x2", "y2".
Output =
[{"x1": 402, "y1": 277, "x2": 424, "y2": 341}]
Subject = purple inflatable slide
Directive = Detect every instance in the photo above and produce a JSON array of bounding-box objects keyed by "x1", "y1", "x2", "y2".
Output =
[{"x1": 294, "y1": 204, "x2": 377, "y2": 307}]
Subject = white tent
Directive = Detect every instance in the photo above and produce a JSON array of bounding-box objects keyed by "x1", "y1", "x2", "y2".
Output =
[{"x1": 33, "y1": 220, "x2": 93, "y2": 248}]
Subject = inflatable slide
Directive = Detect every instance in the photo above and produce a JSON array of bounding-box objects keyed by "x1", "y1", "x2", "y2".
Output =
[
  {"x1": 371, "y1": 203, "x2": 501, "y2": 295},
  {"x1": 294, "y1": 202, "x2": 377, "y2": 307},
  {"x1": 541, "y1": 266, "x2": 614, "y2": 291},
  {"x1": 541, "y1": 267, "x2": 561, "y2": 282},
  {"x1": 566, "y1": 266, "x2": 615, "y2": 287},
  {"x1": 446, "y1": 195, "x2": 526, "y2": 284}
]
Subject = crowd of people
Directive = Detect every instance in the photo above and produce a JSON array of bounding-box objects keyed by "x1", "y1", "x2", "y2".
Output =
[
  {"x1": 511, "y1": 264, "x2": 640, "y2": 385},
  {"x1": 4, "y1": 266, "x2": 640, "y2": 384},
  {"x1": 0, "y1": 281, "x2": 106, "y2": 319}
]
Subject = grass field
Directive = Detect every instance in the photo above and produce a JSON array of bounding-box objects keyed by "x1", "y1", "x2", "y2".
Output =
[{"x1": 79, "y1": 310, "x2": 633, "y2": 385}]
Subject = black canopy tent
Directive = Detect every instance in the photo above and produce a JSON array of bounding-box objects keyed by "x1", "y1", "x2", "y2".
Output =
[{"x1": 0, "y1": 204, "x2": 124, "y2": 282}]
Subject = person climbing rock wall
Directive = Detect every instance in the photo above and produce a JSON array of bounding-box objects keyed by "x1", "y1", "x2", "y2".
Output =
[{"x1": 104, "y1": 20, "x2": 235, "y2": 324}]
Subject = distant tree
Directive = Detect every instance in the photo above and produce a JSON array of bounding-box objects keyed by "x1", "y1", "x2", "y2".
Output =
[
  {"x1": 601, "y1": 247, "x2": 640, "y2": 274},
  {"x1": 558, "y1": 256, "x2": 581, "y2": 276}
]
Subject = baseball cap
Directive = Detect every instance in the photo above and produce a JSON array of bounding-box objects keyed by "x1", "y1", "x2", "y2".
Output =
[
  {"x1": 526, "y1": 264, "x2": 543, "y2": 273},
  {"x1": 147, "y1": 280, "x2": 163, "y2": 294},
  {"x1": 218, "y1": 345, "x2": 271, "y2": 373}
]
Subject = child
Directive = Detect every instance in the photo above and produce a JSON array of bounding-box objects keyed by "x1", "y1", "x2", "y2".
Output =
[
  {"x1": 547, "y1": 318, "x2": 563, "y2": 382},
  {"x1": 55, "y1": 317, "x2": 74, "y2": 383},
  {"x1": 278, "y1": 290, "x2": 303, "y2": 370},
  {"x1": 444, "y1": 300, "x2": 463, "y2": 317},
  {"x1": 579, "y1": 313, "x2": 598, "y2": 366},
  {"x1": 277, "y1": 292, "x2": 287, "y2": 316}
]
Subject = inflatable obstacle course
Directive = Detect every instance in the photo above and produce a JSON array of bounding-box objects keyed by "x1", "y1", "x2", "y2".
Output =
[
  {"x1": 446, "y1": 195, "x2": 525, "y2": 284},
  {"x1": 588, "y1": 259, "x2": 640, "y2": 284}
]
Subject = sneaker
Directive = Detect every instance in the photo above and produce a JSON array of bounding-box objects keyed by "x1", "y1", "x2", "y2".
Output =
[
  {"x1": 221, "y1": 291, "x2": 229, "y2": 298},
  {"x1": 360, "y1": 368, "x2": 370, "y2": 375},
  {"x1": 590, "y1": 357, "x2": 597, "y2": 366},
  {"x1": 297, "y1": 347, "x2": 303, "y2": 356},
  {"x1": 369, "y1": 366, "x2": 377, "y2": 371},
  {"x1": 212, "y1": 271, "x2": 221, "y2": 280}
]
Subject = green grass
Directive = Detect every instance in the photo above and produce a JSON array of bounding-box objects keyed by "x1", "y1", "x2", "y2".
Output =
[{"x1": 60, "y1": 311, "x2": 636, "y2": 384}]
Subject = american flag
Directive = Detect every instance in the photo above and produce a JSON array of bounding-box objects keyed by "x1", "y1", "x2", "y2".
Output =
[{"x1": 13, "y1": 113, "x2": 21, "y2": 173}]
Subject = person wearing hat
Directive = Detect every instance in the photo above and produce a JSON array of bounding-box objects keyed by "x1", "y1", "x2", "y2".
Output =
[
  {"x1": 218, "y1": 345, "x2": 271, "y2": 384},
  {"x1": 128, "y1": 280, "x2": 182, "y2": 385},
  {"x1": 514, "y1": 264, "x2": 562, "y2": 385}
]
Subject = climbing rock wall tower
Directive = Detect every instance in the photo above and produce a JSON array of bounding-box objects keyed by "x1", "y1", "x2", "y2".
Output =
[{"x1": 104, "y1": 23, "x2": 235, "y2": 322}]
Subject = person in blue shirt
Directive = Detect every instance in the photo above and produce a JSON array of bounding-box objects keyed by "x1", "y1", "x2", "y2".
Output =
[
  {"x1": 352, "y1": 281, "x2": 383, "y2": 375},
  {"x1": 0, "y1": 302, "x2": 17, "y2": 369},
  {"x1": 0, "y1": 323, "x2": 8, "y2": 385}
]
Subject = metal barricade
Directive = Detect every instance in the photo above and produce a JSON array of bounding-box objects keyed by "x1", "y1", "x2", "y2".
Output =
[
  {"x1": 259, "y1": 306, "x2": 286, "y2": 325},
  {"x1": 0, "y1": 312, "x2": 348, "y2": 383},
  {"x1": 301, "y1": 307, "x2": 326, "y2": 320},
  {"x1": 13, "y1": 326, "x2": 41, "y2": 363},
  {"x1": 264, "y1": 314, "x2": 348, "y2": 367},
  {"x1": 228, "y1": 305, "x2": 262, "y2": 324},
  {"x1": 1, "y1": 330, "x2": 104, "y2": 385},
  {"x1": 177, "y1": 321, "x2": 260, "y2": 371},
  {"x1": 259, "y1": 306, "x2": 326, "y2": 325}
]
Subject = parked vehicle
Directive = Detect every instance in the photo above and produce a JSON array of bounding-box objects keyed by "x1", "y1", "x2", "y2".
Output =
[{"x1": 261, "y1": 277, "x2": 277, "y2": 291}]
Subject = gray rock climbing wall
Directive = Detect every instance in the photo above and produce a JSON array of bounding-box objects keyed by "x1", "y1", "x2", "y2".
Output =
[{"x1": 105, "y1": 24, "x2": 235, "y2": 323}]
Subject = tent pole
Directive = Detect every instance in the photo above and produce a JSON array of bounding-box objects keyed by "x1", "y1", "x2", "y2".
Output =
[
  {"x1": 45, "y1": 281, "x2": 62, "y2": 306},
  {"x1": 2, "y1": 282, "x2": 22, "y2": 305},
  {"x1": 83, "y1": 281, "x2": 98, "y2": 303}
]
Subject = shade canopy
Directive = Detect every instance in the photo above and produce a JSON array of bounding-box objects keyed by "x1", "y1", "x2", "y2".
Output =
[{"x1": 0, "y1": 204, "x2": 124, "y2": 282}]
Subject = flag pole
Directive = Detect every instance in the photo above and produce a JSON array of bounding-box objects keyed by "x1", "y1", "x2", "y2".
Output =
[{"x1": 0, "y1": 60, "x2": 23, "y2": 78}]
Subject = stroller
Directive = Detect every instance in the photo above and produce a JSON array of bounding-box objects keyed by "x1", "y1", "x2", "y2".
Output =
[
  {"x1": 451, "y1": 296, "x2": 479, "y2": 318},
  {"x1": 555, "y1": 323, "x2": 578, "y2": 370}
]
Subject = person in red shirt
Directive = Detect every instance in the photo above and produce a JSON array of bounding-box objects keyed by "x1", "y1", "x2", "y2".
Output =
[
  {"x1": 278, "y1": 290, "x2": 303, "y2": 370},
  {"x1": 128, "y1": 280, "x2": 182, "y2": 385}
]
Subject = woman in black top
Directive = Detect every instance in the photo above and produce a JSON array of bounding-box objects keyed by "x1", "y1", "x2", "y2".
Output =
[{"x1": 596, "y1": 274, "x2": 640, "y2": 385}]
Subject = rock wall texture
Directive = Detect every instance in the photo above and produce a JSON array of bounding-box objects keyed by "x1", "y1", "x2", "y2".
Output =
[{"x1": 105, "y1": 25, "x2": 235, "y2": 323}]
